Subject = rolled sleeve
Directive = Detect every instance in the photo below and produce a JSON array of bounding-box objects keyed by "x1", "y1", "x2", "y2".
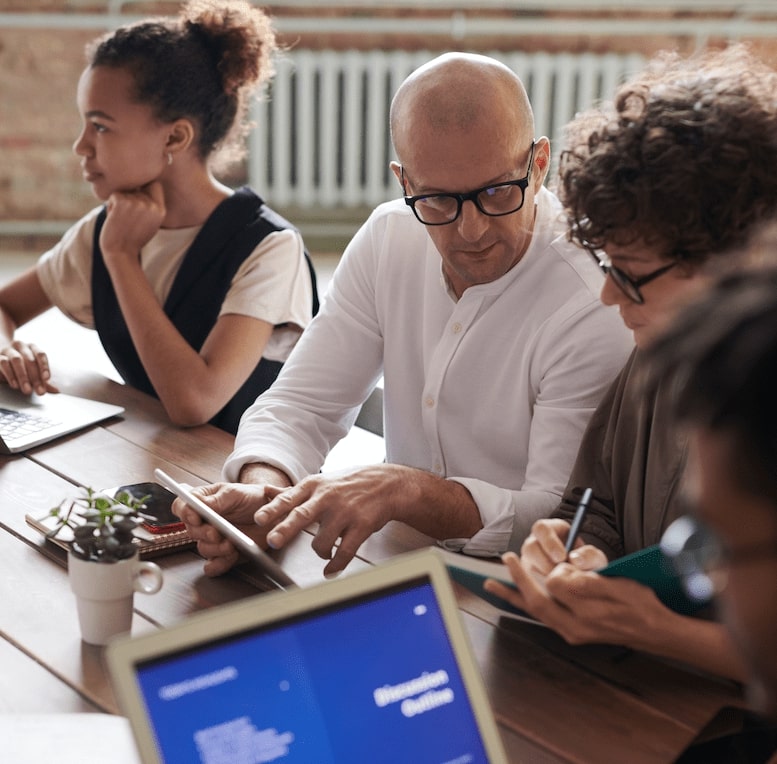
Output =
[{"x1": 439, "y1": 477, "x2": 558, "y2": 557}]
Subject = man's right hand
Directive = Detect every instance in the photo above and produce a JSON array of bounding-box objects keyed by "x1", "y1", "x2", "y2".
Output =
[
  {"x1": 0, "y1": 340, "x2": 58, "y2": 395},
  {"x1": 172, "y1": 482, "x2": 280, "y2": 576}
]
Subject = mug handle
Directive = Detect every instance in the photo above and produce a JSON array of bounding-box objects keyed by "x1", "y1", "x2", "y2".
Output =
[{"x1": 133, "y1": 560, "x2": 163, "y2": 595}]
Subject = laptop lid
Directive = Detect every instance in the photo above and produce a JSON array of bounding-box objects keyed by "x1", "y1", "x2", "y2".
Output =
[
  {"x1": 0, "y1": 386, "x2": 124, "y2": 453},
  {"x1": 107, "y1": 548, "x2": 508, "y2": 764}
]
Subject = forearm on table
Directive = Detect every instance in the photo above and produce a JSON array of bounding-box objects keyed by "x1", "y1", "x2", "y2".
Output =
[
  {"x1": 238, "y1": 461, "x2": 293, "y2": 488},
  {"x1": 107, "y1": 261, "x2": 246, "y2": 422},
  {"x1": 108, "y1": 261, "x2": 203, "y2": 368},
  {"x1": 390, "y1": 467, "x2": 483, "y2": 540},
  {"x1": 633, "y1": 611, "x2": 748, "y2": 683}
]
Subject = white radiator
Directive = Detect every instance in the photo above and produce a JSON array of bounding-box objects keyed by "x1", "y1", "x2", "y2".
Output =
[{"x1": 249, "y1": 49, "x2": 646, "y2": 209}]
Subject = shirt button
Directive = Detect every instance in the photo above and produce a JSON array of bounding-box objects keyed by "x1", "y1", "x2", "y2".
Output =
[
  {"x1": 434, "y1": 462, "x2": 442, "y2": 473},
  {"x1": 452, "y1": 322, "x2": 462, "y2": 333},
  {"x1": 425, "y1": 396, "x2": 435, "y2": 408}
]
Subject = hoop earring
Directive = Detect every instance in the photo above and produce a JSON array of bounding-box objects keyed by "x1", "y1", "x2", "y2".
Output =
[{"x1": 167, "y1": 152, "x2": 173, "y2": 166}]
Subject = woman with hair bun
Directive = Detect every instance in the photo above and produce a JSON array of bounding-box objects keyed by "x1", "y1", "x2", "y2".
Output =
[{"x1": 0, "y1": 0, "x2": 317, "y2": 434}]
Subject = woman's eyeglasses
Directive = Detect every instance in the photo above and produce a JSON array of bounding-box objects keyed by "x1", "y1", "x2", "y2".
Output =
[{"x1": 587, "y1": 250, "x2": 677, "y2": 304}]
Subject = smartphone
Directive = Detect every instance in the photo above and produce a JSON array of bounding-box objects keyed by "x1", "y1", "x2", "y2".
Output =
[
  {"x1": 115, "y1": 482, "x2": 185, "y2": 534},
  {"x1": 154, "y1": 468, "x2": 297, "y2": 590}
]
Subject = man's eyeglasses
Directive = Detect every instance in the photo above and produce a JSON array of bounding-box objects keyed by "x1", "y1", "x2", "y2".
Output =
[
  {"x1": 660, "y1": 515, "x2": 777, "y2": 604},
  {"x1": 401, "y1": 142, "x2": 535, "y2": 226},
  {"x1": 587, "y1": 249, "x2": 677, "y2": 304}
]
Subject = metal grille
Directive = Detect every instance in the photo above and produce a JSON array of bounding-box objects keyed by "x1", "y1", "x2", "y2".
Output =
[{"x1": 248, "y1": 49, "x2": 646, "y2": 209}]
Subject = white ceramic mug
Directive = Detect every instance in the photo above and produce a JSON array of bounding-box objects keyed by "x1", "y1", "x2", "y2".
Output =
[{"x1": 68, "y1": 552, "x2": 163, "y2": 646}]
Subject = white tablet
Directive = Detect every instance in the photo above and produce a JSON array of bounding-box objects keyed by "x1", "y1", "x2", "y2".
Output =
[{"x1": 154, "y1": 468, "x2": 296, "y2": 590}]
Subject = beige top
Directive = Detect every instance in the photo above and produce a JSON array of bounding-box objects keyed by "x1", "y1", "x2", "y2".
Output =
[{"x1": 37, "y1": 206, "x2": 314, "y2": 362}]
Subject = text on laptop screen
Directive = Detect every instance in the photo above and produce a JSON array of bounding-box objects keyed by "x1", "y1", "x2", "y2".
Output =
[{"x1": 134, "y1": 576, "x2": 491, "y2": 763}]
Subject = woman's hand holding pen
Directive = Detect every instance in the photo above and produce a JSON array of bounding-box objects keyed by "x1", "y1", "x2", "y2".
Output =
[
  {"x1": 521, "y1": 519, "x2": 608, "y2": 575},
  {"x1": 520, "y1": 489, "x2": 606, "y2": 576},
  {"x1": 484, "y1": 487, "x2": 675, "y2": 650},
  {"x1": 484, "y1": 550, "x2": 673, "y2": 650}
]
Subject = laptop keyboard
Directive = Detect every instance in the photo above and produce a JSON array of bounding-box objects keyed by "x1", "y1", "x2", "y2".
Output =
[{"x1": 0, "y1": 407, "x2": 60, "y2": 438}]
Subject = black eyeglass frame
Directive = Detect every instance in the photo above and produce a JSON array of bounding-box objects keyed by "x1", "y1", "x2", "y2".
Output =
[
  {"x1": 400, "y1": 142, "x2": 536, "y2": 226},
  {"x1": 586, "y1": 248, "x2": 678, "y2": 304}
]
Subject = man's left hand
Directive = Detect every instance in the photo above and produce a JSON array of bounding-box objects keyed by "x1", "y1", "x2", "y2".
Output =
[{"x1": 255, "y1": 465, "x2": 406, "y2": 576}]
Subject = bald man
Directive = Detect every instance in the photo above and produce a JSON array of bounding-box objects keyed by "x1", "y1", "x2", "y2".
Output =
[{"x1": 175, "y1": 53, "x2": 632, "y2": 576}]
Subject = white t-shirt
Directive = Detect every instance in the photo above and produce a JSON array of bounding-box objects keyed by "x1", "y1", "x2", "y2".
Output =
[
  {"x1": 225, "y1": 188, "x2": 633, "y2": 555},
  {"x1": 36, "y1": 204, "x2": 313, "y2": 362}
]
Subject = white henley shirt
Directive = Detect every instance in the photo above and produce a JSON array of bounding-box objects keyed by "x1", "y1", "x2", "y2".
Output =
[{"x1": 224, "y1": 188, "x2": 633, "y2": 555}]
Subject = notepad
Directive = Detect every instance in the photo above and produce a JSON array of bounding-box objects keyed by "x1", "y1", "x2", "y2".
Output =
[
  {"x1": 598, "y1": 544, "x2": 705, "y2": 615},
  {"x1": 26, "y1": 486, "x2": 195, "y2": 560}
]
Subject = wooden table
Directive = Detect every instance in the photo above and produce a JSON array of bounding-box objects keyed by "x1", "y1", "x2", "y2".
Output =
[{"x1": 0, "y1": 368, "x2": 747, "y2": 763}]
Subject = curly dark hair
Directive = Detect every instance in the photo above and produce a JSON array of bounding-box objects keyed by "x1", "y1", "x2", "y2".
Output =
[
  {"x1": 558, "y1": 45, "x2": 777, "y2": 265},
  {"x1": 87, "y1": 0, "x2": 277, "y2": 167}
]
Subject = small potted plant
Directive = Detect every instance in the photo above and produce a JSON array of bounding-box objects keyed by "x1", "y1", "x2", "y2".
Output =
[
  {"x1": 41, "y1": 487, "x2": 164, "y2": 645},
  {"x1": 46, "y1": 487, "x2": 150, "y2": 561}
]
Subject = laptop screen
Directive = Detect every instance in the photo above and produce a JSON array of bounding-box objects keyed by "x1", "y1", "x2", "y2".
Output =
[{"x1": 133, "y1": 576, "x2": 493, "y2": 763}]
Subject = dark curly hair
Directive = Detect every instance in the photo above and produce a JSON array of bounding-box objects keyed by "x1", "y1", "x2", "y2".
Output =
[
  {"x1": 558, "y1": 45, "x2": 777, "y2": 265},
  {"x1": 87, "y1": 0, "x2": 277, "y2": 168}
]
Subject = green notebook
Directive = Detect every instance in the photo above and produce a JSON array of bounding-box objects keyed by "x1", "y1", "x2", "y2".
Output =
[
  {"x1": 598, "y1": 544, "x2": 705, "y2": 616},
  {"x1": 442, "y1": 544, "x2": 706, "y2": 619}
]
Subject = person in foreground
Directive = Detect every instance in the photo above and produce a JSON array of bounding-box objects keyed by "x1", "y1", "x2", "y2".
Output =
[
  {"x1": 175, "y1": 52, "x2": 631, "y2": 575},
  {"x1": 648, "y1": 258, "x2": 777, "y2": 760},
  {"x1": 0, "y1": 0, "x2": 316, "y2": 433},
  {"x1": 484, "y1": 45, "x2": 777, "y2": 681}
]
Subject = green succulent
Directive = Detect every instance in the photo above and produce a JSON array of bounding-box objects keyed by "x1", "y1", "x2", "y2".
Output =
[{"x1": 42, "y1": 487, "x2": 154, "y2": 562}]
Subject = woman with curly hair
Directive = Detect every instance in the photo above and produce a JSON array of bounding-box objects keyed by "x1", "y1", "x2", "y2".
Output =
[
  {"x1": 0, "y1": 0, "x2": 317, "y2": 433},
  {"x1": 486, "y1": 45, "x2": 777, "y2": 690}
]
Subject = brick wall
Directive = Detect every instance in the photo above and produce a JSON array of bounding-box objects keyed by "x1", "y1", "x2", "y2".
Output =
[{"x1": 2, "y1": 2, "x2": 777, "y2": 252}]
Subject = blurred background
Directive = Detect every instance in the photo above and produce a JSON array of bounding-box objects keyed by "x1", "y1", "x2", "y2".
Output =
[
  {"x1": 3, "y1": 1, "x2": 776, "y2": 382},
  {"x1": 2, "y1": 1, "x2": 777, "y2": 264}
]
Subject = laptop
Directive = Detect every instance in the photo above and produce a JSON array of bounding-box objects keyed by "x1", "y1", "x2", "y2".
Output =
[
  {"x1": 0, "y1": 385, "x2": 124, "y2": 453},
  {"x1": 107, "y1": 548, "x2": 508, "y2": 764}
]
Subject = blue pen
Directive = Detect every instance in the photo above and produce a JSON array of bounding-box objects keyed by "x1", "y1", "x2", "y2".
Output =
[{"x1": 565, "y1": 487, "x2": 593, "y2": 555}]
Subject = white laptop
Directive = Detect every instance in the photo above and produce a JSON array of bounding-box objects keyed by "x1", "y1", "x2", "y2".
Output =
[
  {"x1": 0, "y1": 385, "x2": 124, "y2": 453},
  {"x1": 107, "y1": 548, "x2": 508, "y2": 764}
]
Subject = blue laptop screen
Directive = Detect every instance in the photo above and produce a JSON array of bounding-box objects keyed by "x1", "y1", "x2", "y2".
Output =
[{"x1": 134, "y1": 576, "x2": 492, "y2": 763}]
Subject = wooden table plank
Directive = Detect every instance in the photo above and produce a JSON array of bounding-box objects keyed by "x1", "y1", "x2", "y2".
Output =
[
  {"x1": 0, "y1": 639, "x2": 103, "y2": 714},
  {"x1": 51, "y1": 368, "x2": 233, "y2": 483},
  {"x1": 461, "y1": 611, "x2": 701, "y2": 763},
  {"x1": 0, "y1": 529, "x2": 155, "y2": 713},
  {"x1": 456, "y1": 584, "x2": 745, "y2": 732}
]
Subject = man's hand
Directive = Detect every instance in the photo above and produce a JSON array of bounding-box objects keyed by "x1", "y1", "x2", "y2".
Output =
[
  {"x1": 255, "y1": 465, "x2": 406, "y2": 577},
  {"x1": 172, "y1": 482, "x2": 279, "y2": 576},
  {"x1": 0, "y1": 340, "x2": 59, "y2": 395}
]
